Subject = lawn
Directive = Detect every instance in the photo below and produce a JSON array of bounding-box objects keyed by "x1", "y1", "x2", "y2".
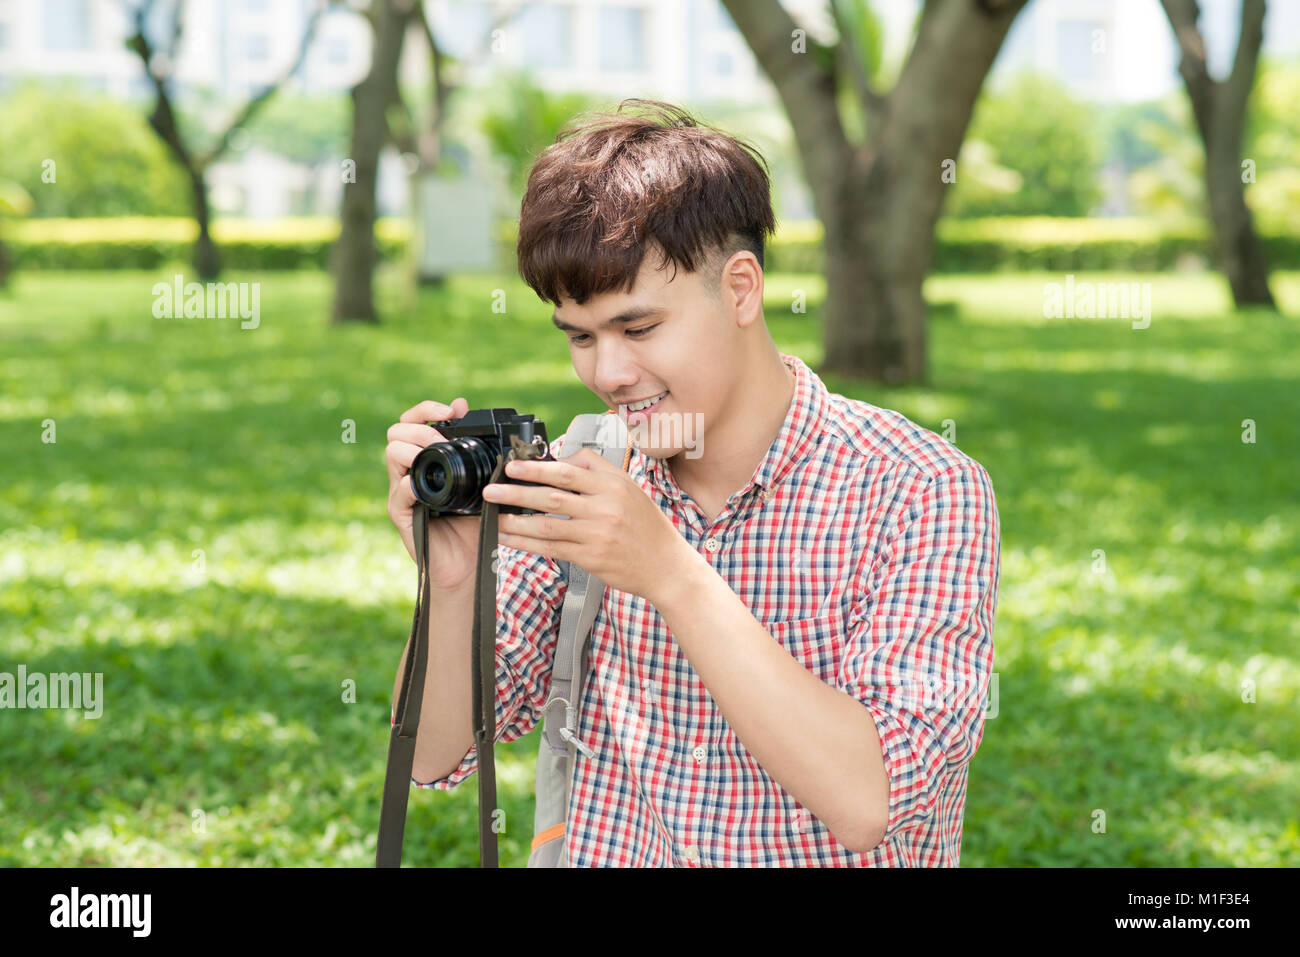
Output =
[{"x1": 1, "y1": 266, "x2": 1297, "y2": 866}]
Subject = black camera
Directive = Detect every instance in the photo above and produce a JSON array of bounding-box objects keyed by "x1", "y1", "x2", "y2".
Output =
[{"x1": 410, "y1": 408, "x2": 554, "y2": 517}]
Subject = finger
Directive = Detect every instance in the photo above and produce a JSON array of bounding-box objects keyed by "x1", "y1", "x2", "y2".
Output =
[
  {"x1": 496, "y1": 530, "x2": 568, "y2": 563},
  {"x1": 396, "y1": 474, "x2": 416, "y2": 510},
  {"x1": 561, "y1": 448, "x2": 618, "y2": 471},
  {"x1": 388, "y1": 472, "x2": 416, "y2": 520},
  {"x1": 386, "y1": 440, "x2": 426, "y2": 483},
  {"x1": 387, "y1": 421, "x2": 446, "y2": 447},
  {"x1": 399, "y1": 397, "x2": 466, "y2": 425},
  {"x1": 503, "y1": 457, "x2": 600, "y2": 495},
  {"x1": 484, "y1": 480, "x2": 588, "y2": 519},
  {"x1": 497, "y1": 510, "x2": 584, "y2": 544}
]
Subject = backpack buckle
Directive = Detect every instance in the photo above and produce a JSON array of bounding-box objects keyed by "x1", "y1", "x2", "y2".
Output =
[{"x1": 546, "y1": 698, "x2": 595, "y2": 758}]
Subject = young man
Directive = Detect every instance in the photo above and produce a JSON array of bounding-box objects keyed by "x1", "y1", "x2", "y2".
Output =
[{"x1": 387, "y1": 100, "x2": 1000, "y2": 866}]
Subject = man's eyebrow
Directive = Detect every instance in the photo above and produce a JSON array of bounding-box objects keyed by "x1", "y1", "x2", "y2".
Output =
[{"x1": 551, "y1": 305, "x2": 666, "y2": 333}]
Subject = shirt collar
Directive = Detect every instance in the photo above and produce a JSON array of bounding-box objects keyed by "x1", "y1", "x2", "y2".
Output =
[{"x1": 639, "y1": 351, "x2": 828, "y2": 504}]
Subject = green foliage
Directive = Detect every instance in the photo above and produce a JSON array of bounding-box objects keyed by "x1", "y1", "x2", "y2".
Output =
[
  {"x1": 1, "y1": 267, "x2": 1296, "y2": 865},
  {"x1": 947, "y1": 74, "x2": 1104, "y2": 218},
  {"x1": 1102, "y1": 58, "x2": 1300, "y2": 231},
  {"x1": 0, "y1": 82, "x2": 191, "y2": 218},
  {"x1": 240, "y1": 92, "x2": 351, "y2": 168},
  {"x1": 474, "y1": 69, "x2": 612, "y2": 202},
  {"x1": 828, "y1": 0, "x2": 885, "y2": 143},
  {"x1": 1120, "y1": 93, "x2": 1205, "y2": 221},
  {"x1": 1243, "y1": 58, "x2": 1300, "y2": 233}
]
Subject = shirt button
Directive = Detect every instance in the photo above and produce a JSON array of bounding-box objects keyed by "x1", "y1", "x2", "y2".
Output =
[
  {"x1": 684, "y1": 845, "x2": 700, "y2": 863},
  {"x1": 704, "y1": 536, "x2": 721, "y2": 553},
  {"x1": 692, "y1": 745, "x2": 707, "y2": 763},
  {"x1": 761, "y1": 487, "x2": 774, "y2": 502}
]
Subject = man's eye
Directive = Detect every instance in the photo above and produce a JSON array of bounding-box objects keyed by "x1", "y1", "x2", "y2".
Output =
[{"x1": 568, "y1": 324, "x2": 658, "y2": 346}]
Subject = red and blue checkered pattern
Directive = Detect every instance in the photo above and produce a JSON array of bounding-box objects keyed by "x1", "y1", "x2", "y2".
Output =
[{"x1": 410, "y1": 351, "x2": 1001, "y2": 867}]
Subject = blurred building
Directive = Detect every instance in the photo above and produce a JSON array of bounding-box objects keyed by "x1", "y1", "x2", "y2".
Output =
[
  {"x1": 0, "y1": 0, "x2": 813, "y2": 219},
  {"x1": 1, "y1": 0, "x2": 1296, "y2": 219}
]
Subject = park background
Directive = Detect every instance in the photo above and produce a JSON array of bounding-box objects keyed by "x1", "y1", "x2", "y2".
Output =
[{"x1": 0, "y1": 0, "x2": 1296, "y2": 867}]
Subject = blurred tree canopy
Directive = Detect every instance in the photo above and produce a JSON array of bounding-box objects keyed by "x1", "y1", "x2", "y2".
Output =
[
  {"x1": 1107, "y1": 58, "x2": 1299, "y2": 230},
  {"x1": 1242, "y1": 58, "x2": 1300, "y2": 233},
  {"x1": 475, "y1": 69, "x2": 607, "y2": 204},
  {"x1": 947, "y1": 73, "x2": 1103, "y2": 218},
  {"x1": 0, "y1": 83, "x2": 190, "y2": 218},
  {"x1": 240, "y1": 92, "x2": 350, "y2": 168}
]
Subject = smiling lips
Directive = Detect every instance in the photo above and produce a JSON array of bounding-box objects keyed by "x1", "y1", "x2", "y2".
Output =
[{"x1": 618, "y1": 390, "x2": 668, "y2": 424}]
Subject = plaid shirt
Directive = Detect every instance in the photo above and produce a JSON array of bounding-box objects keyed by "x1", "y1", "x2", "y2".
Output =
[{"x1": 410, "y1": 351, "x2": 1001, "y2": 867}]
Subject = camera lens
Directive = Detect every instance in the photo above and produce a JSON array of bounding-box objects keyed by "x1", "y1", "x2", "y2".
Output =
[
  {"x1": 411, "y1": 437, "x2": 494, "y2": 511},
  {"x1": 424, "y1": 461, "x2": 446, "y2": 493}
]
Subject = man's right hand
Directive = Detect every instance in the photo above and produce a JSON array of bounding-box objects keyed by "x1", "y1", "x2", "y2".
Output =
[{"x1": 386, "y1": 397, "x2": 484, "y2": 591}]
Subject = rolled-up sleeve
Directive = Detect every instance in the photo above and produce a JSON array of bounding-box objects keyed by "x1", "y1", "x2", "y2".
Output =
[
  {"x1": 835, "y1": 461, "x2": 1001, "y2": 844},
  {"x1": 394, "y1": 436, "x2": 569, "y2": 791}
]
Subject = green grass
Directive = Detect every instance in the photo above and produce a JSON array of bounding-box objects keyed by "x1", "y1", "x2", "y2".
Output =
[{"x1": 1, "y1": 266, "x2": 1297, "y2": 867}]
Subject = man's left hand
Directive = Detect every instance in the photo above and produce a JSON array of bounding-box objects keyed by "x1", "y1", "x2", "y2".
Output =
[{"x1": 482, "y1": 449, "x2": 698, "y2": 606}]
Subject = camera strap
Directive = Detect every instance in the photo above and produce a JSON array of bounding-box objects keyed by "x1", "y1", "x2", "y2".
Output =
[{"x1": 376, "y1": 453, "x2": 510, "y2": 868}]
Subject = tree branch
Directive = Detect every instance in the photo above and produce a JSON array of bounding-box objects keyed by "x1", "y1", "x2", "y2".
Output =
[
  {"x1": 721, "y1": 0, "x2": 850, "y2": 205},
  {"x1": 196, "y1": 0, "x2": 329, "y2": 169},
  {"x1": 123, "y1": 0, "x2": 197, "y2": 173},
  {"x1": 1159, "y1": 0, "x2": 1215, "y2": 143},
  {"x1": 1221, "y1": 0, "x2": 1267, "y2": 126},
  {"x1": 829, "y1": 0, "x2": 886, "y2": 135}
]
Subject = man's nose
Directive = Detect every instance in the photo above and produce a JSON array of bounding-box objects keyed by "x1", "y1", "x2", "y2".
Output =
[{"x1": 592, "y1": 339, "x2": 639, "y2": 397}]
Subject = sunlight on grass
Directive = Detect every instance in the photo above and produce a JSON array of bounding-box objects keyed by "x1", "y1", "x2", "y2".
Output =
[{"x1": 2, "y1": 266, "x2": 1296, "y2": 866}]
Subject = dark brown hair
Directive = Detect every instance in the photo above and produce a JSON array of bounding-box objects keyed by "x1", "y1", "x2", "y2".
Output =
[{"x1": 516, "y1": 98, "x2": 777, "y2": 308}]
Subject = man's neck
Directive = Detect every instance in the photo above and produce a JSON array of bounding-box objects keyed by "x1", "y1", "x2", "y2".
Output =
[{"x1": 668, "y1": 349, "x2": 796, "y2": 513}]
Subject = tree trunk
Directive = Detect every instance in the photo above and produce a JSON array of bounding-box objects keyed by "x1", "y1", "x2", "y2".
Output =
[
  {"x1": 1207, "y1": 144, "x2": 1274, "y2": 305},
  {"x1": 332, "y1": 0, "x2": 413, "y2": 324},
  {"x1": 817, "y1": 147, "x2": 929, "y2": 383},
  {"x1": 1161, "y1": 0, "x2": 1274, "y2": 308},
  {"x1": 725, "y1": 0, "x2": 1027, "y2": 384},
  {"x1": 190, "y1": 169, "x2": 221, "y2": 280}
]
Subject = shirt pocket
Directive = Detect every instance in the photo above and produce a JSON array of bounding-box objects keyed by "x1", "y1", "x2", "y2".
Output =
[{"x1": 764, "y1": 615, "x2": 842, "y2": 685}]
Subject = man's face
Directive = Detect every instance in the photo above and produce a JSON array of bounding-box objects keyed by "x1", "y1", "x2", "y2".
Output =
[{"x1": 552, "y1": 250, "x2": 735, "y2": 459}]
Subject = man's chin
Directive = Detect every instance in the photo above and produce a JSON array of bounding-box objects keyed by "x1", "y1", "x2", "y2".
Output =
[{"x1": 626, "y1": 436, "x2": 681, "y2": 460}]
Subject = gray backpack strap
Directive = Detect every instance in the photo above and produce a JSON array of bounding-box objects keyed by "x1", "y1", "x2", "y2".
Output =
[
  {"x1": 527, "y1": 412, "x2": 629, "y2": 868},
  {"x1": 542, "y1": 559, "x2": 603, "y2": 757}
]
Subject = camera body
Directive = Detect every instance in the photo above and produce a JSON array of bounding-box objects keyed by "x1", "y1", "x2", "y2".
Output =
[{"x1": 410, "y1": 408, "x2": 554, "y2": 517}]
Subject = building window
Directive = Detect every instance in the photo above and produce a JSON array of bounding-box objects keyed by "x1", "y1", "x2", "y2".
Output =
[
  {"x1": 327, "y1": 33, "x2": 348, "y2": 65},
  {"x1": 1057, "y1": 20, "x2": 1101, "y2": 84},
  {"x1": 42, "y1": 0, "x2": 92, "y2": 52},
  {"x1": 442, "y1": 0, "x2": 494, "y2": 60},
  {"x1": 519, "y1": 3, "x2": 573, "y2": 70},
  {"x1": 598, "y1": 4, "x2": 646, "y2": 72},
  {"x1": 247, "y1": 33, "x2": 270, "y2": 63},
  {"x1": 712, "y1": 0, "x2": 735, "y2": 32}
]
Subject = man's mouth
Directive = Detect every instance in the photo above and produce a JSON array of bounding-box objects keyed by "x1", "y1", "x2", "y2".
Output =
[{"x1": 618, "y1": 390, "x2": 669, "y2": 425}]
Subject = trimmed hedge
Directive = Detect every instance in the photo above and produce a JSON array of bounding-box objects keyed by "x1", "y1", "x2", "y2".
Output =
[
  {"x1": 757, "y1": 218, "x2": 1300, "y2": 274},
  {"x1": 5, "y1": 215, "x2": 1298, "y2": 273},
  {"x1": 5, "y1": 217, "x2": 409, "y2": 271}
]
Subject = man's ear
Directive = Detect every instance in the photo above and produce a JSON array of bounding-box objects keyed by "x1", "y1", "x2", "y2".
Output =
[{"x1": 726, "y1": 251, "x2": 763, "y2": 329}]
